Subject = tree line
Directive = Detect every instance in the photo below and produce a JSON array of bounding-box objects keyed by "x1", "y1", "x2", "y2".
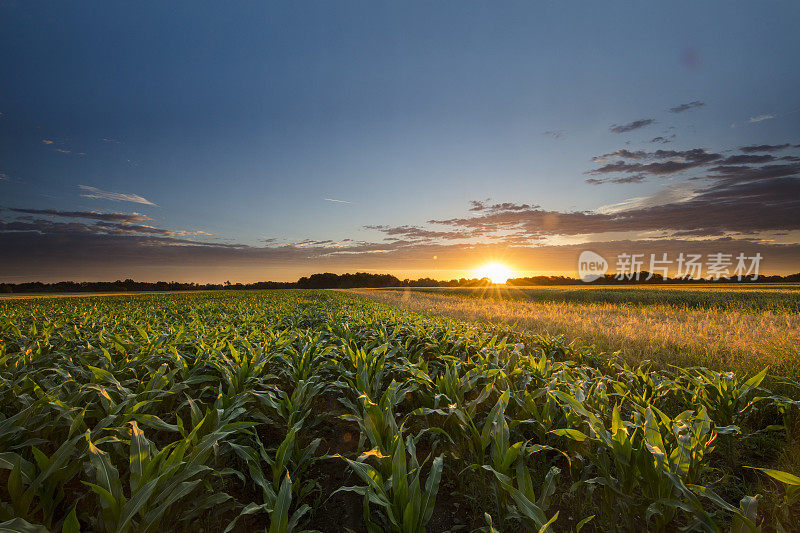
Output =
[{"x1": 1, "y1": 271, "x2": 798, "y2": 293}]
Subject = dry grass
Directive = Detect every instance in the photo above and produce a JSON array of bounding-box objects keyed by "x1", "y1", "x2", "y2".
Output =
[{"x1": 348, "y1": 288, "x2": 800, "y2": 377}]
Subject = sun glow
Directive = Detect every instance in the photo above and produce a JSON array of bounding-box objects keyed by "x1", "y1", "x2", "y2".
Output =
[{"x1": 474, "y1": 262, "x2": 515, "y2": 284}]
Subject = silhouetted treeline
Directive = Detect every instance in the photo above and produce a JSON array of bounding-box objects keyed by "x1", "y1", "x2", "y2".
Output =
[
  {"x1": 1, "y1": 271, "x2": 798, "y2": 293},
  {"x1": 297, "y1": 272, "x2": 493, "y2": 289},
  {"x1": 297, "y1": 272, "x2": 401, "y2": 289},
  {"x1": 0, "y1": 278, "x2": 296, "y2": 294}
]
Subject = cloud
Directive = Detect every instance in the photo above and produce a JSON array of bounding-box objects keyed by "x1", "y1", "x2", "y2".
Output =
[
  {"x1": 586, "y1": 174, "x2": 647, "y2": 185},
  {"x1": 428, "y1": 174, "x2": 800, "y2": 238},
  {"x1": 739, "y1": 144, "x2": 791, "y2": 153},
  {"x1": 706, "y1": 163, "x2": 800, "y2": 182},
  {"x1": 592, "y1": 149, "x2": 649, "y2": 162},
  {"x1": 324, "y1": 198, "x2": 352, "y2": 204},
  {"x1": 101, "y1": 138, "x2": 121, "y2": 144},
  {"x1": 469, "y1": 201, "x2": 538, "y2": 212},
  {"x1": 78, "y1": 185, "x2": 157, "y2": 206},
  {"x1": 749, "y1": 114, "x2": 775, "y2": 123},
  {"x1": 365, "y1": 224, "x2": 480, "y2": 241},
  {"x1": 588, "y1": 148, "x2": 721, "y2": 178},
  {"x1": 669, "y1": 101, "x2": 705, "y2": 113},
  {"x1": 587, "y1": 142, "x2": 800, "y2": 186},
  {"x1": 595, "y1": 183, "x2": 699, "y2": 214},
  {"x1": 716, "y1": 154, "x2": 776, "y2": 165},
  {"x1": 0, "y1": 213, "x2": 213, "y2": 241},
  {"x1": 41, "y1": 140, "x2": 54, "y2": 145},
  {"x1": 8, "y1": 208, "x2": 152, "y2": 224},
  {"x1": 609, "y1": 119, "x2": 655, "y2": 134},
  {"x1": 650, "y1": 135, "x2": 675, "y2": 144},
  {"x1": 542, "y1": 130, "x2": 565, "y2": 139}
]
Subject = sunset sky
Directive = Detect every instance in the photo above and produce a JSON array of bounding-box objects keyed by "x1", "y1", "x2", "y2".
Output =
[{"x1": 1, "y1": 1, "x2": 799, "y2": 282}]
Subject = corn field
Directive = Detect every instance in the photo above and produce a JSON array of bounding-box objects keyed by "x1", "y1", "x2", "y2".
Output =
[{"x1": 0, "y1": 290, "x2": 798, "y2": 532}]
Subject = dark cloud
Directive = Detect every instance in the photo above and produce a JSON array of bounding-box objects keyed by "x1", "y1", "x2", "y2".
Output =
[
  {"x1": 586, "y1": 174, "x2": 647, "y2": 185},
  {"x1": 668, "y1": 101, "x2": 705, "y2": 113},
  {"x1": 609, "y1": 119, "x2": 655, "y2": 134},
  {"x1": 650, "y1": 135, "x2": 675, "y2": 144},
  {"x1": 365, "y1": 224, "x2": 479, "y2": 240},
  {"x1": 429, "y1": 175, "x2": 800, "y2": 238},
  {"x1": 739, "y1": 144, "x2": 791, "y2": 153},
  {"x1": 716, "y1": 154, "x2": 776, "y2": 165},
  {"x1": 0, "y1": 214, "x2": 212, "y2": 242},
  {"x1": 588, "y1": 143, "x2": 800, "y2": 185},
  {"x1": 592, "y1": 148, "x2": 719, "y2": 166},
  {"x1": 705, "y1": 163, "x2": 800, "y2": 182},
  {"x1": 468, "y1": 201, "x2": 538, "y2": 212},
  {"x1": 592, "y1": 149, "x2": 649, "y2": 162},
  {"x1": 8, "y1": 208, "x2": 152, "y2": 224},
  {"x1": 588, "y1": 151, "x2": 721, "y2": 176}
]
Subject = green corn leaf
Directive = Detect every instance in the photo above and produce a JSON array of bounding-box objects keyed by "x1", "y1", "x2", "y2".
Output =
[
  {"x1": 747, "y1": 467, "x2": 800, "y2": 486},
  {"x1": 62, "y1": 507, "x2": 81, "y2": 533},
  {"x1": 0, "y1": 518, "x2": 50, "y2": 533},
  {"x1": 129, "y1": 421, "x2": 149, "y2": 492},
  {"x1": 549, "y1": 429, "x2": 588, "y2": 442},
  {"x1": 269, "y1": 473, "x2": 293, "y2": 533}
]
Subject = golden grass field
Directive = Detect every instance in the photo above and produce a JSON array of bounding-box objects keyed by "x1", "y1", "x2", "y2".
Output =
[{"x1": 348, "y1": 285, "x2": 800, "y2": 378}]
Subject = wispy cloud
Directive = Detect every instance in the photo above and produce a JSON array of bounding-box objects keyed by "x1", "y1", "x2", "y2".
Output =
[
  {"x1": 749, "y1": 114, "x2": 775, "y2": 123},
  {"x1": 324, "y1": 198, "x2": 352, "y2": 204},
  {"x1": 8, "y1": 208, "x2": 152, "y2": 224},
  {"x1": 101, "y1": 138, "x2": 121, "y2": 144},
  {"x1": 650, "y1": 134, "x2": 676, "y2": 144},
  {"x1": 542, "y1": 130, "x2": 565, "y2": 139},
  {"x1": 42, "y1": 139, "x2": 54, "y2": 145},
  {"x1": 668, "y1": 101, "x2": 705, "y2": 113},
  {"x1": 739, "y1": 144, "x2": 791, "y2": 153},
  {"x1": 609, "y1": 119, "x2": 655, "y2": 134},
  {"x1": 78, "y1": 185, "x2": 158, "y2": 206}
]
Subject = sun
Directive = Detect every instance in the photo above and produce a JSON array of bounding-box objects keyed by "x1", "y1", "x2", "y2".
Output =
[{"x1": 474, "y1": 262, "x2": 515, "y2": 284}]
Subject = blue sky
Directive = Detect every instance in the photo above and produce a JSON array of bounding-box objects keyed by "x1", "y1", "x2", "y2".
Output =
[{"x1": 1, "y1": 1, "x2": 799, "y2": 281}]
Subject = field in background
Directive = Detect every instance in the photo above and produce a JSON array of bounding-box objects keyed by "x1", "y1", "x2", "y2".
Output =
[
  {"x1": 377, "y1": 284, "x2": 800, "y2": 312},
  {"x1": 1, "y1": 290, "x2": 798, "y2": 531},
  {"x1": 351, "y1": 285, "x2": 800, "y2": 378}
]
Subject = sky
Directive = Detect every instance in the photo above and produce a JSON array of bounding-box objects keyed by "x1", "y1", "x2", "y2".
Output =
[{"x1": 1, "y1": 1, "x2": 799, "y2": 282}]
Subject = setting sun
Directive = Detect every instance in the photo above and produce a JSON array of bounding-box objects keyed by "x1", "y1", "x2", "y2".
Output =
[{"x1": 474, "y1": 262, "x2": 515, "y2": 284}]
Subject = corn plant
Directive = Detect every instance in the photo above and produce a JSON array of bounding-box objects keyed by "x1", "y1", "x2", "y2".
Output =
[
  {"x1": 339, "y1": 383, "x2": 412, "y2": 472},
  {"x1": 226, "y1": 427, "x2": 318, "y2": 533},
  {"x1": 677, "y1": 367, "x2": 768, "y2": 426},
  {"x1": 0, "y1": 435, "x2": 83, "y2": 528},
  {"x1": 336, "y1": 433, "x2": 443, "y2": 533}
]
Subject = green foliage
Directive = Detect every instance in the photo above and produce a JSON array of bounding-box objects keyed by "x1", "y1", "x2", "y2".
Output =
[{"x1": 0, "y1": 290, "x2": 797, "y2": 531}]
